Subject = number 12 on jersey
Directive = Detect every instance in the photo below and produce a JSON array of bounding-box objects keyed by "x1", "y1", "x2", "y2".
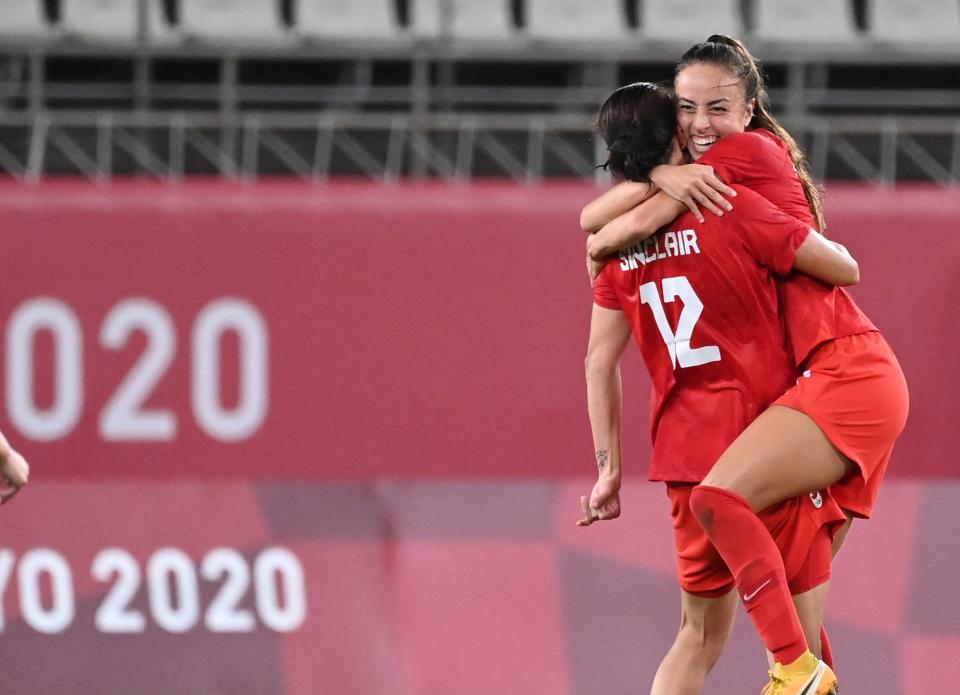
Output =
[{"x1": 639, "y1": 276, "x2": 721, "y2": 369}]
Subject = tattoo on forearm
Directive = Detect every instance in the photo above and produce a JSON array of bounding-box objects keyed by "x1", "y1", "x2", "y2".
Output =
[{"x1": 595, "y1": 449, "x2": 609, "y2": 470}]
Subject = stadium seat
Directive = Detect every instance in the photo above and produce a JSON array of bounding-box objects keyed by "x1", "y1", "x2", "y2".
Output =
[
  {"x1": 868, "y1": 0, "x2": 960, "y2": 43},
  {"x1": 411, "y1": 0, "x2": 517, "y2": 41},
  {"x1": 149, "y1": 1, "x2": 182, "y2": 45},
  {"x1": 408, "y1": 0, "x2": 440, "y2": 37},
  {"x1": 641, "y1": 0, "x2": 742, "y2": 43},
  {"x1": 447, "y1": 0, "x2": 517, "y2": 41},
  {"x1": 296, "y1": 0, "x2": 402, "y2": 41},
  {"x1": 180, "y1": 0, "x2": 292, "y2": 45},
  {"x1": 0, "y1": 0, "x2": 54, "y2": 42},
  {"x1": 753, "y1": 0, "x2": 858, "y2": 42},
  {"x1": 60, "y1": 0, "x2": 180, "y2": 45},
  {"x1": 525, "y1": 0, "x2": 634, "y2": 42}
]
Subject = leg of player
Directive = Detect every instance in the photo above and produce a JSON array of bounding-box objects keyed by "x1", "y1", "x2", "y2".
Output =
[
  {"x1": 806, "y1": 515, "x2": 852, "y2": 671},
  {"x1": 647, "y1": 586, "x2": 829, "y2": 694},
  {"x1": 792, "y1": 582, "x2": 829, "y2": 662},
  {"x1": 649, "y1": 589, "x2": 737, "y2": 695},
  {"x1": 760, "y1": 513, "x2": 835, "y2": 671},
  {"x1": 755, "y1": 584, "x2": 834, "y2": 695},
  {"x1": 689, "y1": 406, "x2": 847, "y2": 693},
  {"x1": 765, "y1": 591, "x2": 832, "y2": 668},
  {"x1": 831, "y1": 516, "x2": 854, "y2": 558},
  {"x1": 699, "y1": 405, "x2": 852, "y2": 512}
]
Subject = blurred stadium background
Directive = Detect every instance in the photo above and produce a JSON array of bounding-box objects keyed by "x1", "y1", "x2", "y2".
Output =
[{"x1": 0, "y1": 1, "x2": 957, "y2": 693}]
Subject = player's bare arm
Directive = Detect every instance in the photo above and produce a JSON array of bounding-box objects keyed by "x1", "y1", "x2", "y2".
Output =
[
  {"x1": 579, "y1": 305, "x2": 630, "y2": 526},
  {"x1": 649, "y1": 163, "x2": 736, "y2": 222},
  {"x1": 581, "y1": 165, "x2": 734, "y2": 238},
  {"x1": 586, "y1": 191, "x2": 688, "y2": 261},
  {"x1": 793, "y1": 230, "x2": 861, "y2": 287},
  {"x1": 580, "y1": 180, "x2": 656, "y2": 233}
]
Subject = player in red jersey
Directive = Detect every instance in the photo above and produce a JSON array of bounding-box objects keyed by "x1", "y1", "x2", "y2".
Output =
[
  {"x1": 580, "y1": 37, "x2": 908, "y2": 694},
  {"x1": 579, "y1": 82, "x2": 850, "y2": 695}
]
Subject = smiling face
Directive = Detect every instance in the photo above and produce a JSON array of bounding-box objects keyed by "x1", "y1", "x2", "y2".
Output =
[{"x1": 674, "y1": 62, "x2": 755, "y2": 160}]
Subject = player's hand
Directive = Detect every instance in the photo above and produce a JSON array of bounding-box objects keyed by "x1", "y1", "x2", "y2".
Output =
[
  {"x1": 0, "y1": 448, "x2": 29, "y2": 505},
  {"x1": 587, "y1": 253, "x2": 603, "y2": 287},
  {"x1": 586, "y1": 236, "x2": 607, "y2": 283},
  {"x1": 586, "y1": 237, "x2": 604, "y2": 286},
  {"x1": 650, "y1": 163, "x2": 736, "y2": 223},
  {"x1": 576, "y1": 476, "x2": 621, "y2": 526}
]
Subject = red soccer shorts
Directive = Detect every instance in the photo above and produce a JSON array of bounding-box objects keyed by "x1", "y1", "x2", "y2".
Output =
[
  {"x1": 775, "y1": 331, "x2": 910, "y2": 519},
  {"x1": 666, "y1": 483, "x2": 845, "y2": 597}
]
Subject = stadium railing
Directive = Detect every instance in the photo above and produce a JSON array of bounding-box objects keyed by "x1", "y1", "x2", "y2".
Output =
[{"x1": 0, "y1": 0, "x2": 957, "y2": 182}]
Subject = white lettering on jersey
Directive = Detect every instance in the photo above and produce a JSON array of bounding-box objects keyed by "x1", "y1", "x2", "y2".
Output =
[
  {"x1": 681, "y1": 229, "x2": 700, "y2": 255},
  {"x1": 645, "y1": 236, "x2": 668, "y2": 262},
  {"x1": 617, "y1": 230, "x2": 700, "y2": 272},
  {"x1": 663, "y1": 231, "x2": 680, "y2": 257},
  {"x1": 639, "y1": 276, "x2": 721, "y2": 370}
]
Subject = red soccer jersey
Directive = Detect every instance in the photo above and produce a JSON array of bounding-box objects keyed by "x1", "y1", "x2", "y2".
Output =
[
  {"x1": 697, "y1": 130, "x2": 876, "y2": 366},
  {"x1": 594, "y1": 185, "x2": 807, "y2": 482}
]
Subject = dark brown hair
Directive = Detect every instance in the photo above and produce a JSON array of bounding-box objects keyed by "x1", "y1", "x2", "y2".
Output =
[
  {"x1": 677, "y1": 35, "x2": 825, "y2": 231},
  {"x1": 597, "y1": 82, "x2": 677, "y2": 183}
]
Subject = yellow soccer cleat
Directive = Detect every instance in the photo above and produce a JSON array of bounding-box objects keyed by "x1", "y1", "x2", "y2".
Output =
[{"x1": 761, "y1": 650, "x2": 838, "y2": 695}]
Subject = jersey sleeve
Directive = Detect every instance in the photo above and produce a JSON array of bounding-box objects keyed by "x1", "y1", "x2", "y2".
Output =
[
  {"x1": 593, "y1": 260, "x2": 623, "y2": 310},
  {"x1": 728, "y1": 185, "x2": 810, "y2": 276},
  {"x1": 697, "y1": 131, "x2": 791, "y2": 186}
]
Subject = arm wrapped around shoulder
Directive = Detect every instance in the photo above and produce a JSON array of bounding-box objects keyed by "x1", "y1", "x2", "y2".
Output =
[
  {"x1": 730, "y1": 185, "x2": 858, "y2": 286},
  {"x1": 794, "y1": 231, "x2": 860, "y2": 286}
]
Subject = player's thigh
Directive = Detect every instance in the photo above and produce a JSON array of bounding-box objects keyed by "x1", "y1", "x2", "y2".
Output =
[
  {"x1": 701, "y1": 405, "x2": 852, "y2": 512},
  {"x1": 677, "y1": 588, "x2": 738, "y2": 652}
]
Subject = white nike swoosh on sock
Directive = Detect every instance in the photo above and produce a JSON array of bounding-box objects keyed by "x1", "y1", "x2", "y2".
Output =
[{"x1": 743, "y1": 578, "x2": 772, "y2": 602}]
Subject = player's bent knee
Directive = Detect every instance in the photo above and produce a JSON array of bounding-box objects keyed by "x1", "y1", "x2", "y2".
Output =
[
  {"x1": 700, "y1": 460, "x2": 768, "y2": 497},
  {"x1": 677, "y1": 605, "x2": 730, "y2": 657},
  {"x1": 674, "y1": 620, "x2": 727, "y2": 666}
]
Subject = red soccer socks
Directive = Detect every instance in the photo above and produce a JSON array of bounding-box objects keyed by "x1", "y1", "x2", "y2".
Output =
[
  {"x1": 819, "y1": 624, "x2": 833, "y2": 669},
  {"x1": 688, "y1": 485, "x2": 807, "y2": 665}
]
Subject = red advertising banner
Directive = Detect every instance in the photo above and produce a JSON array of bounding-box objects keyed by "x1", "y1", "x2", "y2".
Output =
[
  {"x1": 0, "y1": 181, "x2": 601, "y2": 480},
  {"x1": 0, "y1": 181, "x2": 955, "y2": 694},
  {"x1": 0, "y1": 180, "x2": 955, "y2": 480}
]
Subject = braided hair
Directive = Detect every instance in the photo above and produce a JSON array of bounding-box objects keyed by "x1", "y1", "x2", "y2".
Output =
[{"x1": 597, "y1": 82, "x2": 677, "y2": 183}]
